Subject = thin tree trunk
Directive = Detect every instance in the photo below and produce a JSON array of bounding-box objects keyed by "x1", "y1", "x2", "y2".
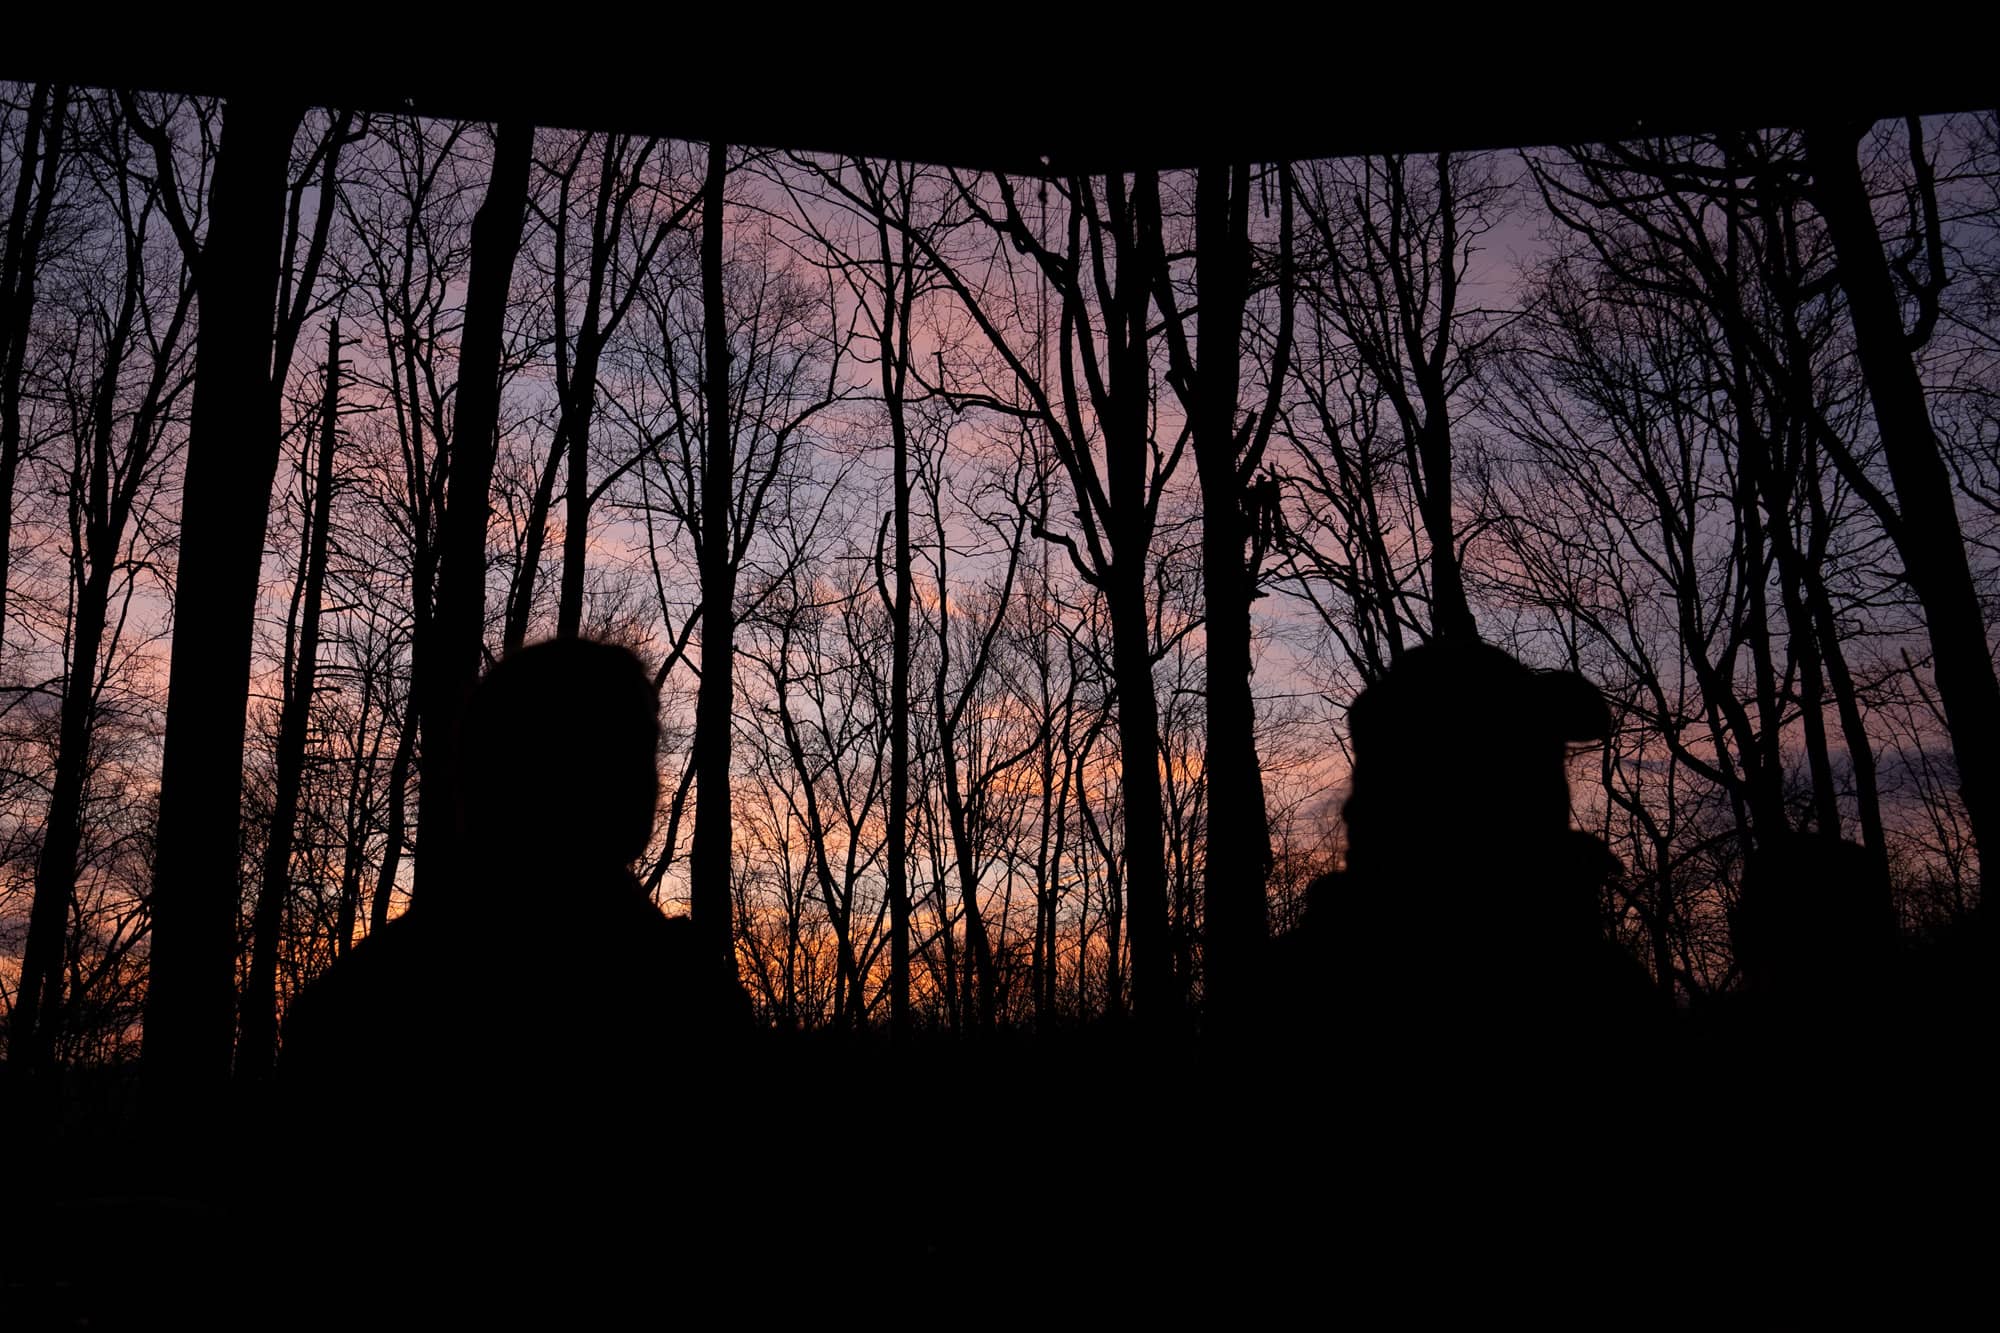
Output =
[
  {"x1": 554, "y1": 336, "x2": 602, "y2": 640},
  {"x1": 880, "y1": 171, "x2": 915, "y2": 1041},
  {"x1": 333, "y1": 659, "x2": 383, "y2": 959},
  {"x1": 523, "y1": 134, "x2": 674, "y2": 648},
  {"x1": 413, "y1": 121, "x2": 531, "y2": 907},
  {"x1": 1078, "y1": 749, "x2": 1123, "y2": 1019},
  {"x1": 939, "y1": 705, "x2": 996, "y2": 1030},
  {"x1": 0, "y1": 83, "x2": 66, "y2": 657},
  {"x1": 241, "y1": 321, "x2": 341, "y2": 1078},
  {"x1": 1734, "y1": 427, "x2": 1791, "y2": 841},
  {"x1": 13, "y1": 201, "x2": 191, "y2": 1070},
  {"x1": 370, "y1": 692, "x2": 419, "y2": 936},
  {"x1": 11, "y1": 455, "x2": 112, "y2": 1073},
  {"x1": 1106, "y1": 522, "x2": 1169, "y2": 1024},
  {"x1": 1804, "y1": 498, "x2": 1888, "y2": 878},
  {"x1": 502, "y1": 423, "x2": 566, "y2": 653},
  {"x1": 688, "y1": 142, "x2": 739, "y2": 980}
]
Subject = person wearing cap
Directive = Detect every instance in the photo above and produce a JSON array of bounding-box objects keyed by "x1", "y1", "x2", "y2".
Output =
[{"x1": 1291, "y1": 641, "x2": 1658, "y2": 1057}]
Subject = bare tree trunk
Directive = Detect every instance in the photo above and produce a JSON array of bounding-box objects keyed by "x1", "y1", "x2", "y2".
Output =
[
  {"x1": 370, "y1": 693, "x2": 419, "y2": 936},
  {"x1": 1030, "y1": 601, "x2": 1074, "y2": 1028},
  {"x1": 241, "y1": 322, "x2": 342, "y2": 1078},
  {"x1": 333, "y1": 659, "x2": 383, "y2": 959},
  {"x1": 688, "y1": 142, "x2": 739, "y2": 980},
  {"x1": 1807, "y1": 122, "x2": 2000, "y2": 907},
  {"x1": 0, "y1": 82, "x2": 66, "y2": 657},
  {"x1": 9, "y1": 267, "x2": 142, "y2": 1072},
  {"x1": 768, "y1": 640, "x2": 861, "y2": 1024},
  {"x1": 1166, "y1": 162, "x2": 1291, "y2": 1031},
  {"x1": 413, "y1": 121, "x2": 531, "y2": 907},
  {"x1": 878, "y1": 170, "x2": 916, "y2": 1040},
  {"x1": 1096, "y1": 176, "x2": 1173, "y2": 1025},
  {"x1": 938, "y1": 692, "x2": 996, "y2": 1031},
  {"x1": 1732, "y1": 412, "x2": 1792, "y2": 841},
  {"x1": 1767, "y1": 483, "x2": 1843, "y2": 839},
  {"x1": 1079, "y1": 747, "x2": 1124, "y2": 1020},
  {"x1": 1414, "y1": 412, "x2": 1476, "y2": 642},
  {"x1": 1804, "y1": 481, "x2": 1889, "y2": 878},
  {"x1": 142, "y1": 97, "x2": 303, "y2": 1101},
  {"x1": 1088, "y1": 772, "x2": 1120, "y2": 1012},
  {"x1": 552, "y1": 140, "x2": 620, "y2": 640},
  {"x1": 555, "y1": 340, "x2": 603, "y2": 638},
  {"x1": 503, "y1": 423, "x2": 566, "y2": 653}
]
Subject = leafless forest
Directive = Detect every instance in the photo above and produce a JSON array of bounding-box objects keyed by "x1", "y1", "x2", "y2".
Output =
[{"x1": 2, "y1": 86, "x2": 1996, "y2": 1074}]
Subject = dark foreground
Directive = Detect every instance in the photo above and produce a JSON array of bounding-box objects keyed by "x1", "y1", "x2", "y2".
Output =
[{"x1": 5, "y1": 1001, "x2": 1995, "y2": 1330}]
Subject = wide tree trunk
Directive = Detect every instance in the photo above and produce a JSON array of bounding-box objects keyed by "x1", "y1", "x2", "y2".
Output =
[
  {"x1": 1099, "y1": 175, "x2": 1174, "y2": 1024},
  {"x1": 1807, "y1": 122, "x2": 2000, "y2": 907},
  {"x1": 142, "y1": 98, "x2": 303, "y2": 1101},
  {"x1": 1188, "y1": 164, "x2": 1276, "y2": 1032}
]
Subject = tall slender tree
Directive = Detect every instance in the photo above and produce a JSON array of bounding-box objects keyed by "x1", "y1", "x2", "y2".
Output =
[
  {"x1": 687, "y1": 140, "x2": 739, "y2": 979},
  {"x1": 0, "y1": 82, "x2": 69, "y2": 657},
  {"x1": 502, "y1": 132, "x2": 690, "y2": 649},
  {"x1": 1296, "y1": 153, "x2": 1507, "y2": 646},
  {"x1": 240, "y1": 319, "x2": 343, "y2": 1077},
  {"x1": 919, "y1": 169, "x2": 1182, "y2": 1022},
  {"x1": 413, "y1": 120, "x2": 531, "y2": 905}
]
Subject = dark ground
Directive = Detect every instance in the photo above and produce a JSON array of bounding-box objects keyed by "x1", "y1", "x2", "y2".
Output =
[{"x1": 5, "y1": 992, "x2": 1994, "y2": 1329}]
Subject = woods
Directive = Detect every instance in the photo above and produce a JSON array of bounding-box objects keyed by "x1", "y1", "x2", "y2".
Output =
[{"x1": 0, "y1": 86, "x2": 1995, "y2": 1075}]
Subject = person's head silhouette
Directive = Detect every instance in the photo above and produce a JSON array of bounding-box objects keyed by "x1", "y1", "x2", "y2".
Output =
[
  {"x1": 455, "y1": 638, "x2": 661, "y2": 876},
  {"x1": 1330, "y1": 640, "x2": 1652, "y2": 1029},
  {"x1": 1341, "y1": 639, "x2": 1608, "y2": 887}
]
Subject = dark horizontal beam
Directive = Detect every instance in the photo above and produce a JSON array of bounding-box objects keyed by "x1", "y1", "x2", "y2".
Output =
[{"x1": 5, "y1": 38, "x2": 1992, "y2": 174}]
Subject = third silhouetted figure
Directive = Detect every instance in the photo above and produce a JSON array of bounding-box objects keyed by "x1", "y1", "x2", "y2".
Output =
[{"x1": 1301, "y1": 641, "x2": 1658, "y2": 1059}]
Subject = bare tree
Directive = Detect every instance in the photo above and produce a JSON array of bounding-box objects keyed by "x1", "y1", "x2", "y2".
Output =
[
  {"x1": 412, "y1": 119, "x2": 531, "y2": 906},
  {"x1": 239, "y1": 320, "x2": 343, "y2": 1077},
  {"x1": 332, "y1": 111, "x2": 480, "y2": 935},
  {"x1": 8, "y1": 91, "x2": 195, "y2": 1071},
  {"x1": 502, "y1": 131, "x2": 692, "y2": 650},
  {"x1": 1294, "y1": 153, "x2": 1510, "y2": 646},
  {"x1": 776, "y1": 153, "x2": 936, "y2": 1035},
  {"x1": 1145, "y1": 162, "x2": 1294, "y2": 1027},
  {"x1": 920, "y1": 169, "x2": 1183, "y2": 1023},
  {"x1": 1807, "y1": 118, "x2": 2000, "y2": 908},
  {"x1": 0, "y1": 82, "x2": 69, "y2": 658},
  {"x1": 640, "y1": 144, "x2": 845, "y2": 982}
]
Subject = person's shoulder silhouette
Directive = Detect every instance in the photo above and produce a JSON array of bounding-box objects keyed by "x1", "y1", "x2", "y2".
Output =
[
  {"x1": 1732, "y1": 830, "x2": 1897, "y2": 1027},
  {"x1": 281, "y1": 638, "x2": 749, "y2": 1133},
  {"x1": 274, "y1": 639, "x2": 760, "y2": 1310}
]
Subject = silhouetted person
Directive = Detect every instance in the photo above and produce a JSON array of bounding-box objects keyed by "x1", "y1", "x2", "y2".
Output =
[
  {"x1": 276, "y1": 640, "x2": 750, "y2": 1308},
  {"x1": 1290, "y1": 642, "x2": 1658, "y2": 1061}
]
